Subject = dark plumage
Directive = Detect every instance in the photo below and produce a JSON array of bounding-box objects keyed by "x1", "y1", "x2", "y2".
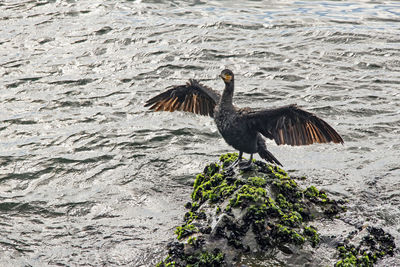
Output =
[{"x1": 145, "y1": 69, "x2": 343, "y2": 167}]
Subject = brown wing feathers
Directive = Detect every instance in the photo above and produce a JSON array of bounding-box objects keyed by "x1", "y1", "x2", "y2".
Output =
[
  {"x1": 144, "y1": 79, "x2": 218, "y2": 117},
  {"x1": 146, "y1": 79, "x2": 343, "y2": 146},
  {"x1": 247, "y1": 104, "x2": 343, "y2": 146}
]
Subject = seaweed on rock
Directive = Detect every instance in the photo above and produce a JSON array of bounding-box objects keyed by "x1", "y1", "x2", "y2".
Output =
[
  {"x1": 335, "y1": 226, "x2": 396, "y2": 267},
  {"x1": 157, "y1": 154, "x2": 396, "y2": 266}
]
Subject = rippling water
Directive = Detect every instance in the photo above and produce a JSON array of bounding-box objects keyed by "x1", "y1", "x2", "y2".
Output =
[{"x1": 1, "y1": 0, "x2": 399, "y2": 266}]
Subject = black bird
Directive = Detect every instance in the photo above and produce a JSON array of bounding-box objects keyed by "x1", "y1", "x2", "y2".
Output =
[{"x1": 144, "y1": 69, "x2": 343, "y2": 168}]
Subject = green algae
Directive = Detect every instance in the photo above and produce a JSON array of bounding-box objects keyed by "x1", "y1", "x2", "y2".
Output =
[
  {"x1": 186, "y1": 250, "x2": 225, "y2": 267},
  {"x1": 157, "y1": 154, "x2": 397, "y2": 266},
  {"x1": 187, "y1": 236, "x2": 197, "y2": 246},
  {"x1": 335, "y1": 226, "x2": 395, "y2": 267},
  {"x1": 276, "y1": 193, "x2": 293, "y2": 210},
  {"x1": 175, "y1": 224, "x2": 198, "y2": 240},
  {"x1": 184, "y1": 211, "x2": 196, "y2": 223},
  {"x1": 161, "y1": 153, "x2": 382, "y2": 266},
  {"x1": 303, "y1": 226, "x2": 320, "y2": 247},
  {"x1": 229, "y1": 184, "x2": 267, "y2": 208},
  {"x1": 248, "y1": 176, "x2": 267, "y2": 187},
  {"x1": 303, "y1": 185, "x2": 328, "y2": 203},
  {"x1": 193, "y1": 173, "x2": 205, "y2": 192},
  {"x1": 215, "y1": 206, "x2": 221, "y2": 215},
  {"x1": 189, "y1": 154, "x2": 342, "y2": 251},
  {"x1": 274, "y1": 224, "x2": 305, "y2": 245},
  {"x1": 192, "y1": 165, "x2": 243, "y2": 205},
  {"x1": 219, "y1": 153, "x2": 238, "y2": 168},
  {"x1": 271, "y1": 174, "x2": 299, "y2": 200},
  {"x1": 220, "y1": 160, "x2": 335, "y2": 252},
  {"x1": 304, "y1": 185, "x2": 320, "y2": 198},
  {"x1": 156, "y1": 255, "x2": 176, "y2": 267},
  {"x1": 247, "y1": 203, "x2": 268, "y2": 219},
  {"x1": 280, "y1": 211, "x2": 303, "y2": 227},
  {"x1": 158, "y1": 249, "x2": 224, "y2": 267},
  {"x1": 191, "y1": 201, "x2": 199, "y2": 210},
  {"x1": 265, "y1": 197, "x2": 282, "y2": 216}
]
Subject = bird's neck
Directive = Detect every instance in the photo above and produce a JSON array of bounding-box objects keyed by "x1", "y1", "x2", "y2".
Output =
[{"x1": 220, "y1": 81, "x2": 234, "y2": 108}]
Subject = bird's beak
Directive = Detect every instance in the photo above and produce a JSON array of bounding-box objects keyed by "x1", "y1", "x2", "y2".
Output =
[{"x1": 220, "y1": 74, "x2": 232, "y2": 82}]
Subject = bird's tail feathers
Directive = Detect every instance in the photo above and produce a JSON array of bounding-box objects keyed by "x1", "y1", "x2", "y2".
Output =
[{"x1": 258, "y1": 144, "x2": 283, "y2": 167}]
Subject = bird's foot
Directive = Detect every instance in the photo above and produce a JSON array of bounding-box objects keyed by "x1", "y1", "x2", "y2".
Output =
[
  {"x1": 225, "y1": 158, "x2": 240, "y2": 171},
  {"x1": 225, "y1": 158, "x2": 254, "y2": 172},
  {"x1": 238, "y1": 160, "x2": 254, "y2": 171}
]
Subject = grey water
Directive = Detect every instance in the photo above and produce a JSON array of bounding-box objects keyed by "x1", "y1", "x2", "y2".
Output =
[{"x1": 0, "y1": 0, "x2": 399, "y2": 266}]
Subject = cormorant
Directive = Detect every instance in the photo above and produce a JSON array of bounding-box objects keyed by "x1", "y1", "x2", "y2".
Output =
[{"x1": 144, "y1": 69, "x2": 343, "y2": 168}]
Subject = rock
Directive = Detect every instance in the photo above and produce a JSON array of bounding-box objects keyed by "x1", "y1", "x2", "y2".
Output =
[{"x1": 156, "y1": 153, "x2": 396, "y2": 267}]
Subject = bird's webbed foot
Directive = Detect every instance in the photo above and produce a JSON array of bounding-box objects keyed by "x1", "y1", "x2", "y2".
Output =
[
  {"x1": 224, "y1": 152, "x2": 243, "y2": 171},
  {"x1": 225, "y1": 152, "x2": 254, "y2": 172},
  {"x1": 238, "y1": 159, "x2": 254, "y2": 171},
  {"x1": 225, "y1": 158, "x2": 240, "y2": 171}
]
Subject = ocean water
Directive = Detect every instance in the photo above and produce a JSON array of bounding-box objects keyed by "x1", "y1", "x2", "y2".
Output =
[{"x1": 0, "y1": 0, "x2": 399, "y2": 266}]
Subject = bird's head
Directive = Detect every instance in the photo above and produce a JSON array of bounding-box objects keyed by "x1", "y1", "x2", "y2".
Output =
[{"x1": 220, "y1": 69, "x2": 234, "y2": 84}]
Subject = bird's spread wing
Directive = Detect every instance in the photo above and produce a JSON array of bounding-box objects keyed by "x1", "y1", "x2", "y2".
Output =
[
  {"x1": 241, "y1": 104, "x2": 343, "y2": 146},
  {"x1": 144, "y1": 79, "x2": 221, "y2": 117}
]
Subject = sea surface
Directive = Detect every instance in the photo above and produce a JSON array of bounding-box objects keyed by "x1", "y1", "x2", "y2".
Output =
[{"x1": 1, "y1": 0, "x2": 399, "y2": 266}]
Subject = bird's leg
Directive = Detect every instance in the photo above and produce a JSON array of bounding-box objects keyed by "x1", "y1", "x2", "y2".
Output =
[
  {"x1": 226, "y1": 151, "x2": 243, "y2": 170},
  {"x1": 239, "y1": 153, "x2": 254, "y2": 170}
]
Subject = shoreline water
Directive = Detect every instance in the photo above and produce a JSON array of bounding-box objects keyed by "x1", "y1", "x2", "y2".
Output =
[{"x1": 1, "y1": 1, "x2": 399, "y2": 265}]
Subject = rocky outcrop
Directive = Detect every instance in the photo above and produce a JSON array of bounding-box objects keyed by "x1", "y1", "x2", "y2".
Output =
[{"x1": 157, "y1": 153, "x2": 396, "y2": 267}]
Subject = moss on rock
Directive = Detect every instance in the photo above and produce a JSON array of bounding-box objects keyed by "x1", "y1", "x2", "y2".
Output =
[
  {"x1": 158, "y1": 154, "x2": 395, "y2": 266},
  {"x1": 175, "y1": 224, "x2": 198, "y2": 240},
  {"x1": 335, "y1": 226, "x2": 396, "y2": 267}
]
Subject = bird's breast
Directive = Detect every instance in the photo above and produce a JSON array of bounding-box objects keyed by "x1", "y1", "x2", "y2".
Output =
[{"x1": 213, "y1": 110, "x2": 258, "y2": 153}]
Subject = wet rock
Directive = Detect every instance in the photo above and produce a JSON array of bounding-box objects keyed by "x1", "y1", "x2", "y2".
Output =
[
  {"x1": 157, "y1": 153, "x2": 396, "y2": 267},
  {"x1": 335, "y1": 226, "x2": 396, "y2": 266}
]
